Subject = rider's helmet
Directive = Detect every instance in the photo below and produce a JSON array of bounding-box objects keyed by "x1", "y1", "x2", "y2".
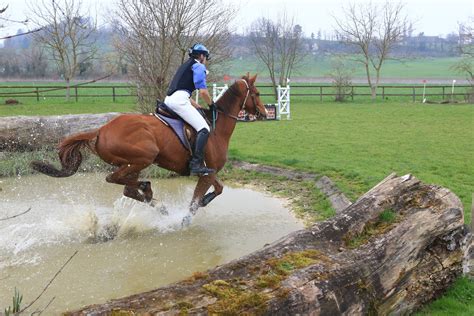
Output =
[{"x1": 189, "y1": 43, "x2": 210, "y2": 60}]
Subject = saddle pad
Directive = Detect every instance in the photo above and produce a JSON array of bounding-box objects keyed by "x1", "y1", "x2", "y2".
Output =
[{"x1": 154, "y1": 113, "x2": 191, "y2": 151}]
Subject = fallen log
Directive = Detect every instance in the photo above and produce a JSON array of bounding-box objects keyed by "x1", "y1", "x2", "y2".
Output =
[
  {"x1": 0, "y1": 113, "x2": 121, "y2": 151},
  {"x1": 69, "y1": 173, "x2": 470, "y2": 315}
]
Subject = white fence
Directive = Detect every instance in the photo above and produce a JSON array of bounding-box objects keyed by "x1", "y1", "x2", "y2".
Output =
[
  {"x1": 211, "y1": 83, "x2": 291, "y2": 120},
  {"x1": 277, "y1": 84, "x2": 290, "y2": 120},
  {"x1": 212, "y1": 83, "x2": 228, "y2": 102}
]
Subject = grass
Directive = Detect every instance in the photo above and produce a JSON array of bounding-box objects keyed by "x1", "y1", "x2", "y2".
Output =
[
  {"x1": 4, "y1": 288, "x2": 22, "y2": 316},
  {"x1": 0, "y1": 93, "x2": 472, "y2": 313},
  {"x1": 0, "y1": 100, "x2": 136, "y2": 117},
  {"x1": 415, "y1": 277, "x2": 474, "y2": 316},
  {"x1": 344, "y1": 209, "x2": 399, "y2": 249},
  {"x1": 0, "y1": 81, "x2": 136, "y2": 116},
  {"x1": 230, "y1": 99, "x2": 473, "y2": 223},
  {"x1": 227, "y1": 55, "x2": 467, "y2": 80}
]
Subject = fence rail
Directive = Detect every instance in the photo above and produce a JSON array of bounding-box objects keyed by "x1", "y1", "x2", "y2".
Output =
[{"x1": 0, "y1": 84, "x2": 471, "y2": 103}]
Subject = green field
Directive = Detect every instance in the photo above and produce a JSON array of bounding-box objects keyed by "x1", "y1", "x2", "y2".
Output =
[
  {"x1": 227, "y1": 56, "x2": 467, "y2": 80},
  {"x1": 0, "y1": 82, "x2": 136, "y2": 113},
  {"x1": 0, "y1": 98, "x2": 135, "y2": 116},
  {"x1": 0, "y1": 92, "x2": 472, "y2": 313},
  {"x1": 231, "y1": 98, "x2": 473, "y2": 223}
]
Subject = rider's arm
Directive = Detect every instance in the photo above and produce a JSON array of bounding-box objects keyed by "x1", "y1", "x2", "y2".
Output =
[
  {"x1": 198, "y1": 88, "x2": 212, "y2": 106},
  {"x1": 192, "y1": 63, "x2": 213, "y2": 107},
  {"x1": 189, "y1": 89, "x2": 212, "y2": 109}
]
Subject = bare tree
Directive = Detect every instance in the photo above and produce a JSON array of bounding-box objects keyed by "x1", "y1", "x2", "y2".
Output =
[
  {"x1": 24, "y1": 44, "x2": 49, "y2": 78},
  {"x1": 112, "y1": 0, "x2": 235, "y2": 112},
  {"x1": 328, "y1": 56, "x2": 354, "y2": 102},
  {"x1": 0, "y1": 4, "x2": 29, "y2": 28},
  {"x1": 28, "y1": 0, "x2": 97, "y2": 100},
  {"x1": 333, "y1": 1, "x2": 409, "y2": 100},
  {"x1": 249, "y1": 12, "x2": 305, "y2": 98},
  {"x1": 451, "y1": 18, "x2": 473, "y2": 83},
  {"x1": 451, "y1": 17, "x2": 473, "y2": 102}
]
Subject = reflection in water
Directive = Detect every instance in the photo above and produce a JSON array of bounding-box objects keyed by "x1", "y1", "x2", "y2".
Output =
[{"x1": 0, "y1": 173, "x2": 303, "y2": 313}]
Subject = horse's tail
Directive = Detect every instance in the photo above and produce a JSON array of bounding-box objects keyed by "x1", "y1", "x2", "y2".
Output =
[{"x1": 31, "y1": 129, "x2": 99, "y2": 177}]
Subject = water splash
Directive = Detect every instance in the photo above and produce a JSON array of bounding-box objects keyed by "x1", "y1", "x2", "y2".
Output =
[
  {"x1": 0, "y1": 197, "x2": 193, "y2": 268},
  {"x1": 85, "y1": 197, "x2": 192, "y2": 243}
]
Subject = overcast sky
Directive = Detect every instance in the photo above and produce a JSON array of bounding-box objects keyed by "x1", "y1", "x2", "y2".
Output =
[{"x1": 0, "y1": 0, "x2": 472, "y2": 39}]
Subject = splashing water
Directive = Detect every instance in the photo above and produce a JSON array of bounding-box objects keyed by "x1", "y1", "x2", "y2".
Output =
[
  {"x1": 0, "y1": 173, "x2": 303, "y2": 313},
  {"x1": 1, "y1": 174, "x2": 189, "y2": 265}
]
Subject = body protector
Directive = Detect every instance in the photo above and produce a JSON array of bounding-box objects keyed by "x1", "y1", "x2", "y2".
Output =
[{"x1": 167, "y1": 58, "x2": 198, "y2": 96}]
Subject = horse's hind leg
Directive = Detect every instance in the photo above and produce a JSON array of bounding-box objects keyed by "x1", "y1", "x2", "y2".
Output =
[{"x1": 106, "y1": 164, "x2": 153, "y2": 202}]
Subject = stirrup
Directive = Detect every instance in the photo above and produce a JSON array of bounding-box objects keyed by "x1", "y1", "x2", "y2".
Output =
[{"x1": 190, "y1": 165, "x2": 215, "y2": 176}]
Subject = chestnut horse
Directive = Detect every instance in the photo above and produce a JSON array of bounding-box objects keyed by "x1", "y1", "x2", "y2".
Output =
[{"x1": 31, "y1": 74, "x2": 266, "y2": 214}]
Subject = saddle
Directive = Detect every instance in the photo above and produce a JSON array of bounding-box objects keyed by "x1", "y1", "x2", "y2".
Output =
[{"x1": 154, "y1": 100, "x2": 211, "y2": 152}]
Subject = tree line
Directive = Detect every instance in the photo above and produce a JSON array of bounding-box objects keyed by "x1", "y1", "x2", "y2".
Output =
[{"x1": 0, "y1": 0, "x2": 471, "y2": 105}]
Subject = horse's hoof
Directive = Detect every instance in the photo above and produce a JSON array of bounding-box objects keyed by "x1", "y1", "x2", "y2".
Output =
[{"x1": 182, "y1": 215, "x2": 192, "y2": 227}]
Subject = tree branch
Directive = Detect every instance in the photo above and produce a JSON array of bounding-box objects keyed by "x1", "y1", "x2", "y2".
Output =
[
  {"x1": 0, "y1": 207, "x2": 32, "y2": 221},
  {"x1": 19, "y1": 250, "x2": 79, "y2": 314}
]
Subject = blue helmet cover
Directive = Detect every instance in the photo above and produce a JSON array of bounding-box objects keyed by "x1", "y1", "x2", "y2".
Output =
[{"x1": 189, "y1": 43, "x2": 210, "y2": 59}]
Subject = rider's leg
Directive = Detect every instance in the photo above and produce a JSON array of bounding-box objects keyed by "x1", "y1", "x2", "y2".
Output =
[
  {"x1": 189, "y1": 128, "x2": 214, "y2": 175},
  {"x1": 164, "y1": 91, "x2": 214, "y2": 175}
]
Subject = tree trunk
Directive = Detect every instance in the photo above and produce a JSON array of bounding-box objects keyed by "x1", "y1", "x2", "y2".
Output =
[
  {"x1": 0, "y1": 113, "x2": 121, "y2": 151},
  {"x1": 370, "y1": 85, "x2": 377, "y2": 100},
  {"x1": 68, "y1": 173, "x2": 471, "y2": 316}
]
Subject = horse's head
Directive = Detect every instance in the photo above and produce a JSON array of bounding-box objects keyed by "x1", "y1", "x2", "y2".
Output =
[{"x1": 237, "y1": 74, "x2": 267, "y2": 119}]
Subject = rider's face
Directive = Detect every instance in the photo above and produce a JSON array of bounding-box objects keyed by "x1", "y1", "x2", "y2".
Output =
[{"x1": 200, "y1": 54, "x2": 207, "y2": 64}]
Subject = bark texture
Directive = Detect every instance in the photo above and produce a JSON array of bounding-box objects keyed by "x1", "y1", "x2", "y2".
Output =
[
  {"x1": 0, "y1": 113, "x2": 120, "y2": 151},
  {"x1": 68, "y1": 173, "x2": 469, "y2": 315}
]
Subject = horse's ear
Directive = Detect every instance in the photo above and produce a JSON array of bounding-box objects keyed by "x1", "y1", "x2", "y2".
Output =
[
  {"x1": 246, "y1": 72, "x2": 250, "y2": 80},
  {"x1": 250, "y1": 74, "x2": 257, "y2": 85}
]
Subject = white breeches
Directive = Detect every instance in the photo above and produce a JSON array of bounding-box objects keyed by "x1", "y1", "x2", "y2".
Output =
[{"x1": 164, "y1": 90, "x2": 209, "y2": 132}]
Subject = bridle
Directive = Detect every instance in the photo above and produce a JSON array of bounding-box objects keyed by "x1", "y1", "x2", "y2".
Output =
[{"x1": 215, "y1": 79, "x2": 260, "y2": 121}]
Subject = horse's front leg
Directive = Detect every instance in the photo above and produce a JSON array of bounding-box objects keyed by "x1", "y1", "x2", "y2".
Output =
[
  {"x1": 189, "y1": 175, "x2": 224, "y2": 212},
  {"x1": 201, "y1": 177, "x2": 223, "y2": 207}
]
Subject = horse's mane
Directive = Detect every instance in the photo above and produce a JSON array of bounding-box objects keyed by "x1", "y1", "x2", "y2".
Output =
[{"x1": 201, "y1": 75, "x2": 251, "y2": 120}]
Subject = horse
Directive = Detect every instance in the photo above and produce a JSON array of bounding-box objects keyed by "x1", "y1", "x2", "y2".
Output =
[{"x1": 31, "y1": 74, "x2": 267, "y2": 216}]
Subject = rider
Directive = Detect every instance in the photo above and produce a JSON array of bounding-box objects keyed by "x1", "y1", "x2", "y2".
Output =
[{"x1": 165, "y1": 43, "x2": 215, "y2": 176}]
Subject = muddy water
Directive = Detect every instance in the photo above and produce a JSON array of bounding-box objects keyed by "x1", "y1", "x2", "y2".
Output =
[{"x1": 0, "y1": 173, "x2": 303, "y2": 314}]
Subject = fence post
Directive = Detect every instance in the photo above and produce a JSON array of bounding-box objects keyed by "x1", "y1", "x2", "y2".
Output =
[
  {"x1": 320, "y1": 86, "x2": 323, "y2": 102},
  {"x1": 277, "y1": 85, "x2": 281, "y2": 120},
  {"x1": 351, "y1": 86, "x2": 354, "y2": 101},
  {"x1": 382, "y1": 86, "x2": 385, "y2": 100},
  {"x1": 36, "y1": 87, "x2": 39, "y2": 102},
  {"x1": 412, "y1": 87, "x2": 416, "y2": 102},
  {"x1": 442, "y1": 86, "x2": 445, "y2": 100},
  {"x1": 75, "y1": 87, "x2": 78, "y2": 102},
  {"x1": 113, "y1": 87, "x2": 116, "y2": 103}
]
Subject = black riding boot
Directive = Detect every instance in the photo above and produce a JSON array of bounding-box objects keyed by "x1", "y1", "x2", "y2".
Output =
[{"x1": 189, "y1": 128, "x2": 215, "y2": 176}]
